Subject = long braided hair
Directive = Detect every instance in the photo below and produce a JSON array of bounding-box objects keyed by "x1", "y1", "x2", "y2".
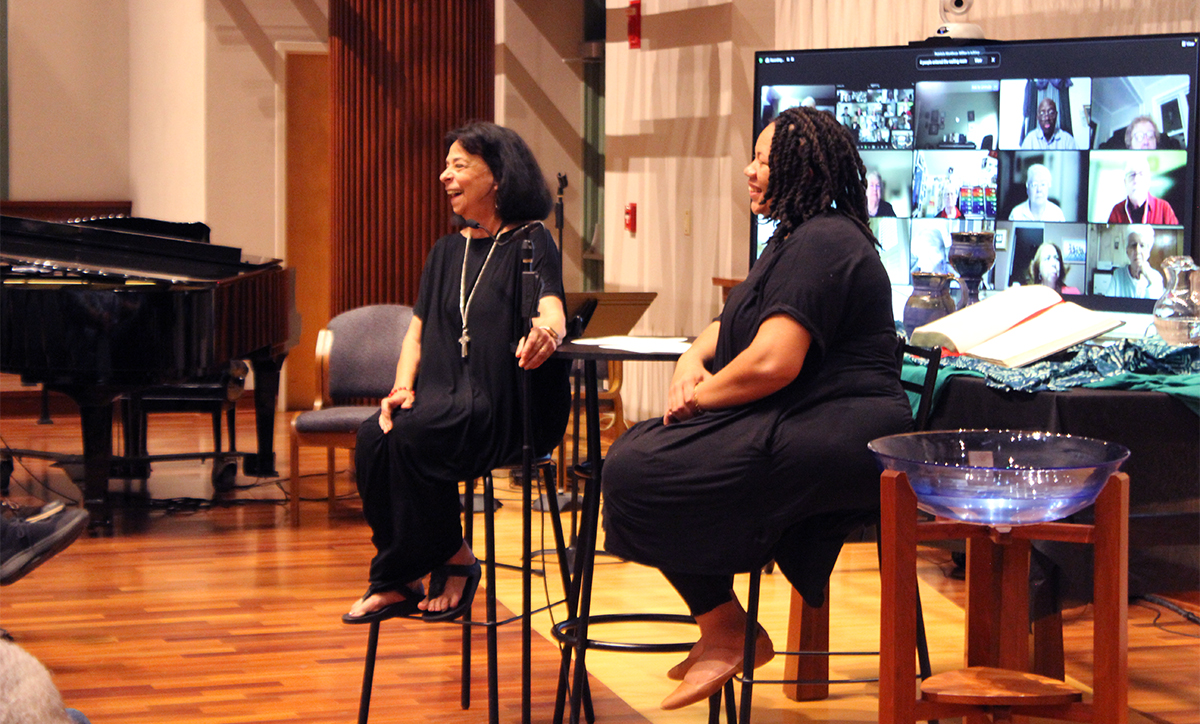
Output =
[{"x1": 761, "y1": 106, "x2": 878, "y2": 248}]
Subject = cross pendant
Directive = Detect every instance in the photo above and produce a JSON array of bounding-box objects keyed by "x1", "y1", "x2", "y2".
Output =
[{"x1": 459, "y1": 331, "x2": 470, "y2": 358}]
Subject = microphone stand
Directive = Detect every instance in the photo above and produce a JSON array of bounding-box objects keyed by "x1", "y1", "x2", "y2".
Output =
[
  {"x1": 518, "y1": 234, "x2": 538, "y2": 724},
  {"x1": 533, "y1": 172, "x2": 579, "y2": 517},
  {"x1": 461, "y1": 216, "x2": 538, "y2": 724}
]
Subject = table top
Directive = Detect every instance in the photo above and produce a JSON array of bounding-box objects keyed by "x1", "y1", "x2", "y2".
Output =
[{"x1": 556, "y1": 338, "x2": 688, "y2": 363}]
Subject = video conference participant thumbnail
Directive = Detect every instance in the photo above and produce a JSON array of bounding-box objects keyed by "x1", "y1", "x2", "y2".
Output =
[
  {"x1": 1090, "y1": 224, "x2": 1186, "y2": 299},
  {"x1": 836, "y1": 87, "x2": 916, "y2": 150},
  {"x1": 1091, "y1": 75, "x2": 1191, "y2": 150},
  {"x1": 1088, "y1": 150, "x2": 1187, "y2": 225},
  {"x1": 998, "y1": 151, "x2": 1085, "y2": 222},
  {"x1": 913, "y1": 80, "x2": 999, "y2": 151},
  {"x1": 860, "y1": 150, "x2": 914, "y2": 218},
  {"x1": 998, "y1": 78, "x2": 1091, "y2": 151}
]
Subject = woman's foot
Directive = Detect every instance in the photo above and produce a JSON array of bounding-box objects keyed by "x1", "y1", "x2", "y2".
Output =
[
  {"x1": 667, "y1": 624, "x2": 774, "y2": 680},
  {"x1": 418, "y1": 541, "x2": 479, "y2": 618},
  {"x1": 342, "y1": 583, "x2": 424, "y2": 624},
  {"x1": 661, "y1": 646, "x2": 745, "y2": 710},
  {"x1": 659, "y1": 598, "x2": 774, "y2": 710}
]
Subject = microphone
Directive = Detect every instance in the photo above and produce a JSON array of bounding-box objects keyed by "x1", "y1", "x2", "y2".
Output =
[
  {"x1": 457, "y1": 215, "x2": 484, "y2": 231},
  {"x1": 554, "y1": 174, "x2": 567, "y2": 238},
  {"x1": 521, "y1": 237, "x2": 538, "y2": 322}
]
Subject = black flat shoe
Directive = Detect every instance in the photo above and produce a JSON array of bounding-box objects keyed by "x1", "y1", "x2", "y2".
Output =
[
  {"x1": 342, "y1": 583, "x2": 424, "y2": 625},
  {"x1": 422, "y1": 560, "x2": 482, "y2": 622}
]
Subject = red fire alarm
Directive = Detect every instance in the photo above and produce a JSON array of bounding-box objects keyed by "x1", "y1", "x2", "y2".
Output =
[
  {"x1": 627, "y1": 1, "x2": 641, "y2": 49},
  {"x1": 624, "y1": 203, "x2": 637, "y2": 234}
]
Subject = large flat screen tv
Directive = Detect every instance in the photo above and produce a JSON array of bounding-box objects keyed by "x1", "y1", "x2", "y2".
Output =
[{"x1": 752, "y1": 33, "x2": 1199, "y2": 315}]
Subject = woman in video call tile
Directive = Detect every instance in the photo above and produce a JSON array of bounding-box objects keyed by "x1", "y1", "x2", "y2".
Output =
[
  {"x1": 1020, "y1": 98, "x2": 1077, "y2": 150},
  {"x1": 1025, "y1": 242, "x2": 1079, "y2": 295},
  {"x1": 1008, "y1": 164, "x2": 1065, "y2": 221},
  {"x1": 1107, "y1": 155, "x2": 1179, "y2": 225},
  {"x1": 934, "y1": 182, "x2": 963, "y2": 219},
  {"x1": 1104, "y1": 225, "x2": 1164, "y2": 299},
  {"x1": 866, "y1": 171, "x2": 896, "y2": 217}
]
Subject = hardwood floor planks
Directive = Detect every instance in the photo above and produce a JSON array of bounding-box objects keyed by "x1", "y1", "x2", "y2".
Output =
[{"x1": 1, "y1": 403, "x2": 1196, "y2": 723}]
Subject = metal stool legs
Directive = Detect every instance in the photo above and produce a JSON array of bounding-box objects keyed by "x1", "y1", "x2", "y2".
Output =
[
  {"x1": 355, "y1": 458, "x2": 569, "y2": 724},
  {"x1": 735, "y1": 537, "x2": 934, "y2": 723}
]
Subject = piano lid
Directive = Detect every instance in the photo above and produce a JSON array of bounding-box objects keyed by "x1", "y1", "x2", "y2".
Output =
[{"x1": 1, "y1": 215, "x2": 281, "y2": 283}]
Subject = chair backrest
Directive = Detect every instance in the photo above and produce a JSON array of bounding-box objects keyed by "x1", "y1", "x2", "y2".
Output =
[
  {"x1": 324, "y1": 305, "x2": 413, "y2": 402},
  {"x1": 897, "y1": 339, "x2": 942, "y2": 432}
]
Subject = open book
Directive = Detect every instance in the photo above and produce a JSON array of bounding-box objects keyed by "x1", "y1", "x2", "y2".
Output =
[{"x1": 909, "y1": 285, "x2": 1124, "y2": 367}]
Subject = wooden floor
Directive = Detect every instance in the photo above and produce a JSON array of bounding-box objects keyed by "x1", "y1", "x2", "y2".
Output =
[{"x1": 1, "y1": 402, "x2": 1197, "y2": 723}]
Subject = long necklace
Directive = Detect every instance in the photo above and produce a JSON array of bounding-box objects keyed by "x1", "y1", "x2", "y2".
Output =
[{"x1": 458, "y1": 236, "x2": 499, "y2": 358}]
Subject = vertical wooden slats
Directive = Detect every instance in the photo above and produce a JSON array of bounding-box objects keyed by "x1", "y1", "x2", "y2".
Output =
[{"x1": 329, "y1": 0, "x2": 494, "y2": 312}]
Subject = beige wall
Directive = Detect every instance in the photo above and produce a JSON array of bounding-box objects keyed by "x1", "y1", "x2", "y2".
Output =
[
  {"x1": 7, "y1": 0, "x2": 324, "y2": 259},
  {"x1": 605, "y1": 0, "x2": 1200, "y2": 420},
  {"x1": 7, "y1": 0, "x2": 1200, "y2": 418},
  {"x1": 496, "y1": 0, "x2": 587, "y2": 292},
  {"x1": 128, "y1": 0, "x2": 207, "y2": 226},
  {"x1": 8, "y1": 0, "x2": 130, "y2": 200}
]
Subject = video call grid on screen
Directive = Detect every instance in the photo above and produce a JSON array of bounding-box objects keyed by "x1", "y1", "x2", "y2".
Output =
[{"x1": 752, "y1": 34, "x2": 1200, "y2": 313}]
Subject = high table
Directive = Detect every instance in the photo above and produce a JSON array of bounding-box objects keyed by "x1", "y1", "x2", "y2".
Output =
[
  {"x1": 550, "y1": 339, "x2": 685, "y2": 724},
  {"x1": 925, "y1": 372, "x2": 1198, "y2": 596}
]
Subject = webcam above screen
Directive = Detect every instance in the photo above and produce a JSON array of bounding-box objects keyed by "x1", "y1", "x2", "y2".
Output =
[{"x1": 751, "y1": 33, "x2": 1200, "y2": 314}]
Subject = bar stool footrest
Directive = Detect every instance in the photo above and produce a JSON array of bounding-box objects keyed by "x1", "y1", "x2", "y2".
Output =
[{"x1": 553, "y1": 612, "x2": 697, "y2": 653}]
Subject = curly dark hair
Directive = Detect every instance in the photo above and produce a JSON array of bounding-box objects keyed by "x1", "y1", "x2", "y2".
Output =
[
  {"x1": 445, "y1": 122, "x2": 553, "y2": 224},
  {"x1": 761, "y1": 106, "x2": 877, "y2": 247}
]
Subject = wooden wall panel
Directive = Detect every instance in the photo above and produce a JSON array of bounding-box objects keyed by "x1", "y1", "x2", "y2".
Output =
[{"x1": 330, "y1": 0, "x2": 494, "y2": 312}]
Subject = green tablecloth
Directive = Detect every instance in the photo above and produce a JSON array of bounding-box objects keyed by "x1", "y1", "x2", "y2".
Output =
[{"x1": 902, "y1": 337, "x2": 1200, "y2": 416}]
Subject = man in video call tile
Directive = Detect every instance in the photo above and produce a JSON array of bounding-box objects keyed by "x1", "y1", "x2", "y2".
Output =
[
  {"x1": 1008, "y1": 164, "x2": 1066, "y2": 221},
  {"x1": 1104, "y1": 225, "x2": 1165, "y2": 299},
  {"x1": 1107, "y1": 156, "x2": 1179, "y2": 225},
  {"x1": 1020, "y1": 98, "x2": 1077, "y2": 150}
]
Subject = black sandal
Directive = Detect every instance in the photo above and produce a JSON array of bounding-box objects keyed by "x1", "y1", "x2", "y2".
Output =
[
  {"x1": 422, "y1": 560, "x2": 482, "y2": 622},
  {"x1": 341, "y1": 582, "x2": 424, "y2": 624}
]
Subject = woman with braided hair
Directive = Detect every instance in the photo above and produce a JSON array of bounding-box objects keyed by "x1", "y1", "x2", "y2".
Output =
[{"x1": 601, "y1": 106, "x2": 912, "y2": 709}]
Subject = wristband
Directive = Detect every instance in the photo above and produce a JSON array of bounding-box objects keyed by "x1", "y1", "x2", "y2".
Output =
[{"x1": 389, "y1": 387, "x2": 411, "y2": 397}]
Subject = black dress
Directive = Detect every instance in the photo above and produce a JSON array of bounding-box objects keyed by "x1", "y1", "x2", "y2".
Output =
[
  {"x1": 601, "y1": 213, "x2": 912, "y2": 606},
  {"x1": 355, "y1": 223, "x2": 569, "y2": 592}
]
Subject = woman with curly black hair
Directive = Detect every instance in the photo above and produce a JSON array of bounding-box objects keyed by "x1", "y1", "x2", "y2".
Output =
[{"x1": 601, "y1": 106, "x2": 912, "y2": 709}]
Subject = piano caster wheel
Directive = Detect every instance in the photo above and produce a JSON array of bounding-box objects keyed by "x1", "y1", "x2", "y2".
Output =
[{"x1": 212, "y1": 460, "x2": 238, "y2": 493}]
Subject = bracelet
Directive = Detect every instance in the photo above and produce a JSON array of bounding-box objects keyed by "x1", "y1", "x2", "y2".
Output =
[
  {"x1": 389, "y1": 387, "x2": 411, "y2": 397},
  {"x1": 538, "y1": 325, "x2": 560, "y2": 346},
  {"x1": 691, "y1": 387, "x2": 706, "y2": 415}
]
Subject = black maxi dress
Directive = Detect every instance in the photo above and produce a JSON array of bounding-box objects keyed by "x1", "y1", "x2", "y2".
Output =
[
  {"x1": 601, "y1": 213, "x2": 912, "y2": 606},
  {"x1": 355, "y1": 223, "x2": 570, "y2": 593}
]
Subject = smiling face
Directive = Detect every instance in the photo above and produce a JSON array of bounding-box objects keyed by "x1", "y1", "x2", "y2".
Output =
[
  {"x1": 1037, "y1": 99, "x2": 1058, "y2": 137},
  {"x1": 440, "y1": 141, "x2": 497, "y2": 225},
  {"x1": 744, "y1": 122, "x2": 775, "y2": 216}
]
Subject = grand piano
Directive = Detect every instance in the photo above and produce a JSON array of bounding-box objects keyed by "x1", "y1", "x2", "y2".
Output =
[{"x1": 0, "y1": 214, "x2": 293, "y2": 529}]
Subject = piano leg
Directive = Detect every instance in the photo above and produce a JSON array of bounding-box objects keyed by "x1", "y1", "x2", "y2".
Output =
[
  {"x1": 243, "y1": 353, "x2": 286, "y2": 478},
  {"x1": 78, "y1": 399, "x2": 115, "y2": 533}
]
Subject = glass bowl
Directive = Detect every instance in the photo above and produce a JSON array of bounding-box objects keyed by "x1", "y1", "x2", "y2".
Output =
[{"x1": 868, "y1": 430, "x2": 1129, "y2": 525}]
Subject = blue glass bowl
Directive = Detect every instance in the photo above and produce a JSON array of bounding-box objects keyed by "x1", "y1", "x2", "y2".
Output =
[{"x1": 868, "y1": 430, "x2": 1129, "y2": 525}]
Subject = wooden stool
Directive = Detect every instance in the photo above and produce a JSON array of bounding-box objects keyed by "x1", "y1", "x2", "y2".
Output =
[{"x1": 879, "y1": 469, "x2": 1129, "y2": 724}]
